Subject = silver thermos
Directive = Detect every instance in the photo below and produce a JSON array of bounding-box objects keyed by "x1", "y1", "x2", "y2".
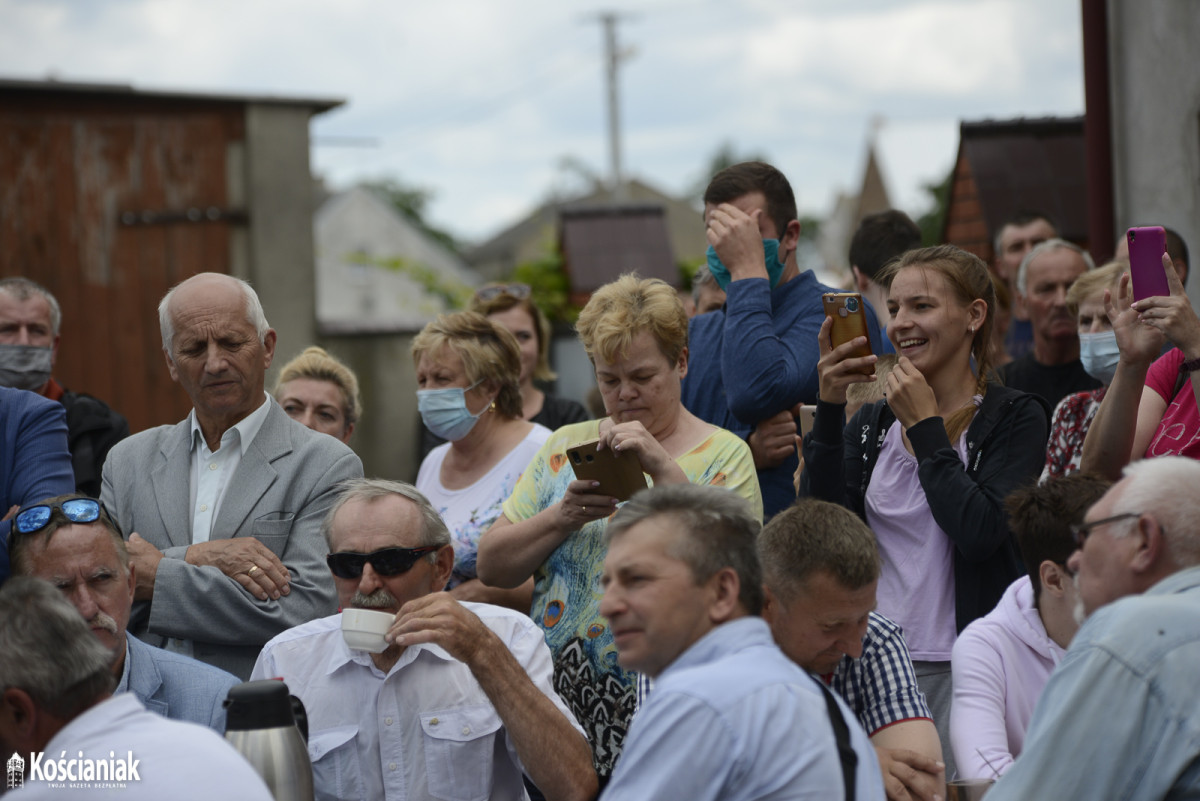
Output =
[{"x1": 224, "y1": 680, "x2": 315, "y2": 801}]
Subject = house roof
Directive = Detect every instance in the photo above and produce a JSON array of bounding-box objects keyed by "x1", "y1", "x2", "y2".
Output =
[
  {"x1": 0, "y1": 77, "x2": 344, "y2": 113},
  {"x1": 314, "y1": 186, "x2": 480, "y2": 334},
  {"x1": 957, "y1": 115, "x2": 1087, "y2": 243},
  {"x1": 464, "y1": 177, "x2": 706, "y2": 281},
  {"x1": 560, "y1": 205, "x2": 677, "y2": 292}
]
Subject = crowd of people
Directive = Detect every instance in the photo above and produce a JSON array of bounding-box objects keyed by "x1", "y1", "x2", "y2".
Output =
[{"x1": 1, "y1": 160, "x2": 1199, "y2": 800}]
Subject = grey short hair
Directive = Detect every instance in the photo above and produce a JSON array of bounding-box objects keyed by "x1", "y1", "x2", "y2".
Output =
[
  {"x1": 1112, "y1": 456, "x2": 1200, "y2": 567},
  {"x1": 691, "y1": 264, "x2": 717, "y2": 306},
  {"x1": 1017, "y1": 238, "x2": 1096, "y2": 296},
  {"x1": 0, "y1": 277, "x2": 62, "y2": 336},
  {"x1": 606, "y1": 484, "x2": 763, "y2": 615},
  {"x1": 158, "y1": 273, "x2": 271, "y2": 355},
  {"x1": 0, "y1": 577, "x2": 116, "y2": 719},
  {"x1": 321, "y1": 478, "x2": 452, "y2": 554}
]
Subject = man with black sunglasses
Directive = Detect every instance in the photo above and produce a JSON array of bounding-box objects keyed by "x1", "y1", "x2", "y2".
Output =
[
  {"x1": 9, "y1": 495, "x2": 240, "y2": 732},
  {"x1": 251, "y1": 478, "x2": 596, "y2": 801},
  {"x1": 987, "y1": 456, "x2": 1200, "y2": 800},
  {"x1": 100, "y1": 273, "x2": 363, "y2": 680}
]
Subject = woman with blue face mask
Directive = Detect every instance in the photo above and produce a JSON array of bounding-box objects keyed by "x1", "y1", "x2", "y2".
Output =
[
  {"x1": 1041, "y1": 261, "x2": 1125, "y2": 481},
  {"x1": 412, "y1": 311, "x2": 550, "y2": 613}
]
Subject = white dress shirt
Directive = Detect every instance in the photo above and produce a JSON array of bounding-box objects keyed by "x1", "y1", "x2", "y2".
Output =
[
  {"x1": 251, "y1": 602, "x2": 583, "y2": 801},
  {"x1": 187, "y1": 393, "x2": 272, "y2": 544}
]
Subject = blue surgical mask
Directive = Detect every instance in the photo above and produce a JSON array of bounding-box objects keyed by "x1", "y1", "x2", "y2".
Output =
[
  {"x1": 705, "y1": 239, "x2": 787, "y2": 291},
  {"x1": 418, "y1": 381, "x2": 485, "y2": 441},
  {"x1": 1079, "y1": 330, "x2": 1120, "y2": 385}
]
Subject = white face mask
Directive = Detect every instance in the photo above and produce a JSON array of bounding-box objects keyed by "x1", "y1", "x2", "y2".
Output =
[
  {"x1": 1079, "y1": 330, "x2": 1120, "y2": 385},
  {"x1": 0, "y1": 344, "x2": 52, "y2": 391}
]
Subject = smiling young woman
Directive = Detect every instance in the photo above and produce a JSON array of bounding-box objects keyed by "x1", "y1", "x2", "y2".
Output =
[{"x1": 799, "y1": 245, "x2": 1050, "y2": 773}]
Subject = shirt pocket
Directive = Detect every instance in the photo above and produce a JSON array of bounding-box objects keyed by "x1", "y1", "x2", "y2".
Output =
[
  {"x1": 308, "y1": 724, "x2": 363, "y2": 801},
  {"x1": 420, "y1": 704, "x2": 503, "y2": 801},
  {"x1": 251, "y1": 513, "x2": 295, "y2": 557}
]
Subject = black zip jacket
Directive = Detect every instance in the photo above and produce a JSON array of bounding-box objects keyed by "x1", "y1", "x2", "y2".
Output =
[{"x1": 801, "y1": 384, "x2": 1050, "y2": 632}]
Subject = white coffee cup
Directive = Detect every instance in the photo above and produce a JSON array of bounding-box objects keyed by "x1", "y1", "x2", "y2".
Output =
[{"x1": 340, "y1": 609, "x2": 395, "y2": 653}]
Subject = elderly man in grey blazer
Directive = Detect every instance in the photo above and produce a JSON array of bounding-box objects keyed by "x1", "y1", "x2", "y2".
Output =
[{"x1": 101, "y1": 273, "x2": 363, "y2": 679}]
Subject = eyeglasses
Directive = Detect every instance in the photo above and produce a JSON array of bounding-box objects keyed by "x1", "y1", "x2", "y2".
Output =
[
  {"x1": 1069, "y1": 511, "x2": 1142, "y2": 549},
  {"x1": 474, "y1": 283, "x2": 531, "y2": 302},
  {"x1": 325, "y1": 546, "x2": 441, "y2": 579},
  {"x1": 10, "y1": 498, "x2": 119, "y2": 543}
]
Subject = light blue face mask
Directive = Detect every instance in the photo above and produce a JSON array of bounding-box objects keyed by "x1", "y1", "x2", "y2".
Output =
[
  {"x1": 417, "y1": 381, "x2": 485, "y2": 441},
  {"x1": 705, "y1": 239, "x2": 787, "y2": 291},
  {"x1": 1079, "y1": 330, "x2": 1120, "y2": 385}
]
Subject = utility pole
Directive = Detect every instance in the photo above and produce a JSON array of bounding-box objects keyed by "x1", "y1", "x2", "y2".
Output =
[{"x1": 597, "y1": 12, "x2": 633, "y2": 202}]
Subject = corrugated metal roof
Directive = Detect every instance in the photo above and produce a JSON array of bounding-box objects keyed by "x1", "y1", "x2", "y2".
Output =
[{"x1": 0, "y1": 77, "x2": 344, "y2": 113}]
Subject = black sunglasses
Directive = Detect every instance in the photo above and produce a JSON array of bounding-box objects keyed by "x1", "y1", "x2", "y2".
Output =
[
  {"x1": 10, "y1": 499, "x2": 120, "y2": 544},
  {"x1": 326, "y1": 546, "x2": 441, "y2": 579},
  {"x1": 474, "y1": 283, "x2": 532, "y2": 302}
]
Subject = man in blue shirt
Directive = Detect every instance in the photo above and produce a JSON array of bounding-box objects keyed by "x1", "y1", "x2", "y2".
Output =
[
  {"x1": 599, "y1": 484, "x2": 884, "y2": 801},
  {"x1": 683, "y1": 162, "x2": 883, "y2": 518},
  {"x1": 988, "y1": 455, "x2": 1200, "y2": 800}
]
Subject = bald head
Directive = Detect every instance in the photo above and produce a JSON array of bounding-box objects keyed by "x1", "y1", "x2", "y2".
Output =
[{"x1": 159, "y1": 273, "x2": 270, "y2": 356}]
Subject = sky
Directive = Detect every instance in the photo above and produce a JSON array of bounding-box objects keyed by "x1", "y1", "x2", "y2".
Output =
[{"x1": 0, "y1": 0, "x2": 1085, "y2": 246}]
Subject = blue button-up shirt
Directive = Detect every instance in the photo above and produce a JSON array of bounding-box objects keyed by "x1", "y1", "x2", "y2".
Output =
[
  {"x1": 988, "y1": 565, "x2": 1200, "y2": 800},
  {"x1": 602, "y1": 617, "x2": 885, "y2": 801}
]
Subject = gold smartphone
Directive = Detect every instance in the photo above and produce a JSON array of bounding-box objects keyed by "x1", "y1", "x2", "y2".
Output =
[
  {"x1": 797, "y1": 405, "x2": 817, "y2": 439},
  {"x1": 565, "y1": 439, "x2": 648, "y2": 501},
  {"x1": 823, "y1": 292, "x2": 873, "y2": 375}
]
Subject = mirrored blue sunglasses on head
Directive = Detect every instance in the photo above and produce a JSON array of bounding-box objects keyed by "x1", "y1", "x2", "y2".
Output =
[{"x1": 10, "y1": 498, "x2": 118, "y2": 540}]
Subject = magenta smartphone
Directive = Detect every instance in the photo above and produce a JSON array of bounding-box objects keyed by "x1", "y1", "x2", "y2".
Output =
[{"x1": 1128, "y1": 226, "x2": 1169, "y2": 301}]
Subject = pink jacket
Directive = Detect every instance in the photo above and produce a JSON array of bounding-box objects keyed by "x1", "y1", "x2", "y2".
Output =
[{"x1": 949, "y1": 575, "x2": 1065, "y2": 779}]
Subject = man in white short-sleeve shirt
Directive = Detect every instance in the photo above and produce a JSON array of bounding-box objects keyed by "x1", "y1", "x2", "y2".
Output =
[{"x1": 252, "y1": 478, "x2": 596, "y2": 801}]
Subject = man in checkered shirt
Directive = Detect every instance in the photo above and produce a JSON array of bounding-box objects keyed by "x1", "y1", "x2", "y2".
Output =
[{"x1": 759, "y1": 499, "x2": 944, "y2": 801}]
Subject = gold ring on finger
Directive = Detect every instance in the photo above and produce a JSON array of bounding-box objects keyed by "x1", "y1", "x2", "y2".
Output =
[{"x1": 247, "y1": 565, "x2": 260, "y2": 576}]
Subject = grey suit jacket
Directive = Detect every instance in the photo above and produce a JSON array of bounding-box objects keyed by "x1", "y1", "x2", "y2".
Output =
[
  {"x1": 124, "y1": 632, "x2": 241, "y2": 731},
  {"x1": 101, "y1": 399, "x2": 363, "y2": 679}
]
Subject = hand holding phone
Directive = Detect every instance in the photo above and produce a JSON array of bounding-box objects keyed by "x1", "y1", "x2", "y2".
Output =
[
  {"x1": 1128, "y1": 226, "x2": 1169, "y2": 301},
  {"x1": 823, "y1": 293, "x2": 874, "y2": 375},
  {"x1": 565, "y1": 439, "x2": 648, "y2": 502}
]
